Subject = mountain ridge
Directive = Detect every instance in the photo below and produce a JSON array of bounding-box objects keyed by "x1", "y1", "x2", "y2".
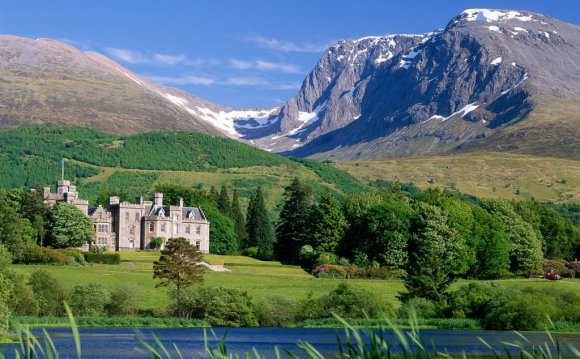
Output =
[{"x1": 0, "y1": 8, "x2": 578, "y2": 160}]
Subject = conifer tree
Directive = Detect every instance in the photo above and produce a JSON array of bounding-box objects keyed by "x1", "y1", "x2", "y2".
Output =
[
  {"x1": 275, "y1": 177, "x2": 315, "y2": 262},
  {"x1": 208, "y1": 185, "x2": 219, "y2": 205},
  {"x1": 217, "y1": 185, "x2": 231, "y2": 215},
  {"x1": 231, "y1": 189, "x2": 246, "y2": 250},
  {"x1": 311, "y1": 189, "x2": 346, "y2": 253},
  {"x1": 245, "y1": 187, "x2": 274, "y2": 259}
]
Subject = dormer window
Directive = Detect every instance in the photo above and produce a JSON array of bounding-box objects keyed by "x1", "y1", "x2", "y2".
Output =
[
  {"x1": 187, "y1": 211, "x2": 194, "y2": 219},
  {"x1": 158, "y1": 208, "x2": 166, "y2": 217}
]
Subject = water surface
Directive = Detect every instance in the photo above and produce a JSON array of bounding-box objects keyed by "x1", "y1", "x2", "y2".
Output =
[{"x1": 1, "y1": 327, "x2": 578, "y2": 358}]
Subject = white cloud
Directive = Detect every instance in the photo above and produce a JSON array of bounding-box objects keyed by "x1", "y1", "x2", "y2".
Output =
[
  {"x1": 145, "y1": 74, "x2": 216, "y2": 86},
  {"x1": 224, "y1": 76, "x2": 269, "y2": 86},
  {"x1": 271, "y1": 82, "x2": 302, "y2": 90},
  {"x1": 144, "y1": 73, "x2": 300, "y2": 90},
  {"x1": 243, "y1": 34, "x2": 330, "y2": 53},
  {"x1": 229, "y1": 58, "x2": 253, "y2": 70},
  {"x1": 255, "y1": 60, "x2": 301, "y2": 73},
  {"x1": 104, "y1": 48, "x2": 146, "y2": 64},
  {"x1": 229, "y1": 58, "x2": 301, "y2": 73},
  {"x1": 104, "y1": 47, "x2": 200, "y2": 67}
]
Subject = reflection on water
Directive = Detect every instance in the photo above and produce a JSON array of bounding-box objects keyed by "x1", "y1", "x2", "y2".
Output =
[{"x1": 1, "y1": 327, "x2": 579, "y2": 358}]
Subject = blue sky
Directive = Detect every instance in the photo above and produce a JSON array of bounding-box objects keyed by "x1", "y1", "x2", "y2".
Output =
[{"x1": 1, "y1": 1, "x2": 579, "y2": 108}]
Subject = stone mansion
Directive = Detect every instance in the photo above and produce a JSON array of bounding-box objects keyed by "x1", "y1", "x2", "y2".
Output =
[{"x1": 42, "y1": 179, "x2": 210, "y2": 253}]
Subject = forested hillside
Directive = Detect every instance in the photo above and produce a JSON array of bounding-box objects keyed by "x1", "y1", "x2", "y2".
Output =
[{"x1": 0, "y1": 125, "x2": 363, "y2": 209}]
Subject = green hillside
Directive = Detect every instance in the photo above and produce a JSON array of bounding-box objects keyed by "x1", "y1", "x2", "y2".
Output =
[
  {"x1": 0, "y1": 125, "x2": 364, "y2": 210},
  {"x1": 336, "y1": 152, "x2": 580, "y2": 204}
]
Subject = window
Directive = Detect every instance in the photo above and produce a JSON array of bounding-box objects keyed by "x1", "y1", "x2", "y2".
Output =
[
  {"x1": 149, "y1": 222, "x2": 154, "y2": 232},
  {"x1": 135, "y1": 212, "x2": 140, "y2": 221},
  {"x1": 98, "y1": 224, "x2": 108, "y2": 233},
  {"x1": 195, "y1": 241, "x2": 200, "y2": 250},
  {"x1": 196, "y1": 226, "x2": 201, "y2": 235},
  {"x1": 173, "y1": 224, "x2": 178, "y2": 235},
  {"x1": 125, "y1": 212, "x2": 129, "y2": 220},
  {"x1": 161, "y1": 223, "x2": 166, "y2": 233},
  {"x1": 97, "y1": 237, "x2": 107, "y2": 245},
  {"x1": 185, "y1": 225, "x2": 190, "y2": 234},
  {"x1": 129, "y1": 226, "x2": 135, "y2": 235}
]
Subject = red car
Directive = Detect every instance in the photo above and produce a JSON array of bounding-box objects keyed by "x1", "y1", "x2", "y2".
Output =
[{"x1": 544, "y1": 272, "x2": 562, "y2": 280}]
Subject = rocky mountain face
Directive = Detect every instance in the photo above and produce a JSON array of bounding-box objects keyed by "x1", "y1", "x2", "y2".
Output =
[
  {"x1": 0, "y1": 9, "x2": 578, "y2": 160},
  {"x1": 253, "y1": 9, "x2": 580, "y2": 159}
]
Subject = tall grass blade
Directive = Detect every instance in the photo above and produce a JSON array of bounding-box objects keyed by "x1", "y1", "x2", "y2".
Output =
[
  {"x1": 64, "y1": 303, "x2": 81, "y2": 359},
  {"x1": 134, "y1": 335, "x2": 162, "y2": 359}
]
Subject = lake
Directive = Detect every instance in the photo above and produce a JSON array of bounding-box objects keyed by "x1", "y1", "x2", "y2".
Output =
[{"x1": 1, "y1": 327, "x2": 579, "y2": 358}]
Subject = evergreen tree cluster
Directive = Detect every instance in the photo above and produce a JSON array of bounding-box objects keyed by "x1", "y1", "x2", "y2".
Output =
[{"x1": 274, "y1": 179, "x2": 580, "y2": 302}]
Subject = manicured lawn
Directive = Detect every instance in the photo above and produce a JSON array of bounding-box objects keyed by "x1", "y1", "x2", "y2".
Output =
[{"x1": 12, "y1": 253, "x2": 580, "y2": 312}]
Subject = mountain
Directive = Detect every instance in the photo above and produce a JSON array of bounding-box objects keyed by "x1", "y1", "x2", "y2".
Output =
[
  {"x1": 0, "y1": 35, "x2": 280, "y2": 136},
  {"x1": 252, "y1": 9, "x2": 580, "y2": 160},
  {"x1": 1, "y1": 9, "x2": 579, "y2": 160}
]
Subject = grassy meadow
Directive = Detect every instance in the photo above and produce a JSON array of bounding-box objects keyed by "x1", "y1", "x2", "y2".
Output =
[
  {"x1": 336, "y1": 152, "x2": 580, "y2": 204},
  {"x1": 11, "y1": 251, "x2": 580, "y2": 312}
]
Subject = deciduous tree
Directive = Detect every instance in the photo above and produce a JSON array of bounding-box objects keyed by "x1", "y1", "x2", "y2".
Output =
[
  {"x1": 47, "y1": 202, "x2": 94, "y2": 248},
  {"x1": 402, "y1": 203, "x2": 466, "y2": 302}
]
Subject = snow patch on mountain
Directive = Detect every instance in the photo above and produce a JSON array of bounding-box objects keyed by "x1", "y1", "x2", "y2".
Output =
[
  {"x1": 425, "y1": 103, "x2": 479, "y2": 123},
  {"x1": 462, "y1": 9, "x2": 534, "y2": 23}
]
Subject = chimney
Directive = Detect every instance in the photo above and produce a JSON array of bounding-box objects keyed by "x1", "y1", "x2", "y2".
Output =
[
  {"x1": 175, "y1": 197, "x2": 184, "y2": 207},
  {"x1": 107, "y1": 196, "x2": 120, "y2": 206},
  {"x1": 154, "y1": 193, "x2": 163, "y2": 206}
]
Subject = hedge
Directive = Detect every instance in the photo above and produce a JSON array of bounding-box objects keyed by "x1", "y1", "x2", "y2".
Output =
[{"x1": 84, "y1": 252, "x2": 121, "y2": 265}]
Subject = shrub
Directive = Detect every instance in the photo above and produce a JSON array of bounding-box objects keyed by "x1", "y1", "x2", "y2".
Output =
[
  {"x1": 447, "y1": 282, "x2": 510, "y2": 320},
  {"x1": 541, "y1": 259, "x2": 568, "y2": 275},
  {"x1": 0, "y1": 244, "x2": 12, "y2": 268},
  {"x1": 314, "y1": 252, "x2": 339, "y2": 267},
  {"x1": 256, "y1": 295, "x2": 299, "y2": 327},
  {"x1": 313, "y1": 264, "x2": 346, "y2": 279},
  {"x1": 177, "y1": 286, "x2": 258, "y2": 327},
  {"x1": 149, "y1": 237, "x2": 164, "y2": 250},
  {"x1": 11, "y1": 243, "x2": 72, "y2": 265},
  {"x1": 106, "y1": 283, "x2": 142, "y2": 316},
  {"x1": 243, "y1": 246, "x2": 259, "y2": 258},
  {"x1": 56, "y1": 248, "x2": 86, "y2": 265},
  {"x1": 298, "y1": 245, "x2": 317, "y2": 268},
  {"x1": 314, "y1": 264, "x2": 405, "y2": 280},
  {"x1": 69, "y1": 283, "x2": 111, "y2": 316},
  {"x1": 299, "y1": 283, "x2": 395, "y2": 320},
  {"x1": 482, "y1": 292, "x2": 559, "y2": 330},
  {"x1": 28, "y1": 269, "x2": 68, "y2": 316},
  {"x1": 84, "y1": 252, "x2": 121, "y2": 265},
  {"x1": 398, "y1": 297, "x2": 441, "y2": 319},
  {"x1": 3, "y1": 270, "x2": 39, "y2": 316},
  {"x1": 0, "y1": 273, "x2": 13, "y2": 337}
]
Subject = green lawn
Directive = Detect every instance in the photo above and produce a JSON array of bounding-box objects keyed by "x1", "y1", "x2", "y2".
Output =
[{"x1": 11, "y1": 253, "x2": 580, "y2": 312}]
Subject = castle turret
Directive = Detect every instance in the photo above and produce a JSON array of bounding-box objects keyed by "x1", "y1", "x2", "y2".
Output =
[{"x1": 56, "y1": 180, "x2": 71, "y2": 194}]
